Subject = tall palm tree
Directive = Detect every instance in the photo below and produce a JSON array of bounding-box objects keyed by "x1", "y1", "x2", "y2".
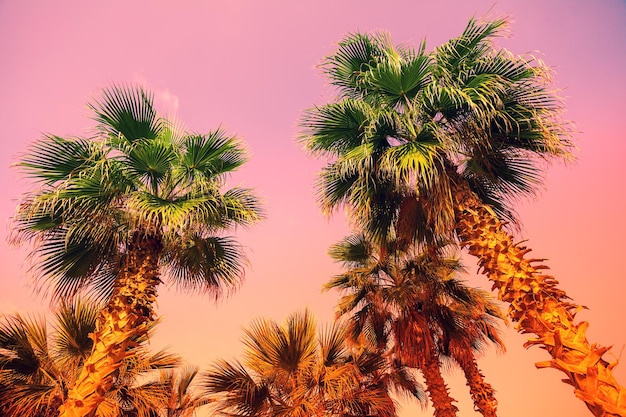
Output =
[
  {"x1": 327, "y1": 235, "x2": 505, "y2": 417},
  {"x1": 11, "y1": 84, "x2": 262, "y2": 417},
  {"x1": 0, "y1": 299, "x2": 180, "y2": 417},
  {"x1": 300, "y1": 17, "x2": 625, "y2": 416},
  {"x1": 201, "y1": 309, "x2": 423, "y2": 416}
]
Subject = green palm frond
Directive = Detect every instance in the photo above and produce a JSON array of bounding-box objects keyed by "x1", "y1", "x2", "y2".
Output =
[
  {"x1": 327, "y1": 233, "x2": 372, "y2": 265},
  {"x1": 301, "y1": 16, "x2": 572, "y2": 253},
  {"x1": 300, "y1": 100, "x2": 373, "y2": 156},
  {"x1": 378, "y1": 126, "x2": 441, "y2": 188},
  {"x1": 34, "y1": 226, "x2": 121, "y2": 299},
  {"x1": 315, "y1": 163, "x2": 360, "y2": 214},
  {"x1": 125, "y1": 139, "x2": 177, "y2": 193},
  {"x1": 181, "y1": 129, "x2": 248, "y2": 177},
  {"x1": 220, "y1": 187, "x2": 264, "y2": 227},
  {"x1": 363, "y1": 43, "x2": 431, "y2": 107},
  {"x1": 473, "y1": 48, "x2": 539, "y2": 82},
  {"x1": 434, "y1": 17, "x2": 509, "y2": 75},
  {"x1": 19, "y1": 135, "x2": 103, "y2": 185},
  {"x1": 162, "y1": 235, "x2": 246, "y2": 295},
  {"x1": 15, "y1": 83, "x2": 261, "y2": 301},
  {"x1": 129, "y1": 192, "x2": 218, "y2": 228},
  {"x1": 322, "y1": 32, "x2": 385, "y2": 96},
  {"x1": 89, "y1": 84, "x2": 161, "y2": 142}
]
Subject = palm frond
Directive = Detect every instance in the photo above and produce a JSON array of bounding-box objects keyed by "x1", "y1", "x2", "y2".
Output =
[
  {"x1": 18, "y1": 135, "x2": 103, "y2": 185},
  {"x1": 89, "y1": 84, "x2": 161, "y2": 142},
  {"x1": 434, "y1": 16, "x2": 509, "y2": 75},
  {"x1": 322, "y1": 32, "x2": 385, "y2": 96},
  {"x1": 181, "y1": 129, "x2": 249, "y2": 178},
  {"x1": 125, "y1": 139, "x2": 177, "y2": 194},
  {"x1": 327, "y1": 233, "x2": 372, "y2": 265},
  {"x1": 363, "y1": 43, "x2": 431, "y2": 107},
  {"x1": 162, "y1": 235, "x2": 246, "y2": 297},
  {"x1": 202, "y1": 359, "x2": 270, "y2": 416},
  {"x1": 52, "y1": 298, "x2": 99, "y2": 364},
  {"x1": 300, "y1": 99, "x2": 383, "y2": 156}
]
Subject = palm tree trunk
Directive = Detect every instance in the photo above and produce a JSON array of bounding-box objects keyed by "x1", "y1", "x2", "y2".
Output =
[
  {"x1": 58, "y1": 233, "x2": 162, "y2": 417},
  {"x1": 452, "y1": 180, "x2": 626, "y2": 417},
  {"x1": 420, "y1": 351, "x2": 458, "y2": 417},
  {"x1": 458, "y1": 354, "x2": 498, "y2": 417}
]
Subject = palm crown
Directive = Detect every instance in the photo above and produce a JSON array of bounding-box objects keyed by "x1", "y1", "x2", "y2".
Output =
[
  {"x1": 202, "y1": 309, "x2": 423, "y2": 417},
  {"x1": 13, "y1": 85, "x2": 262, "y2": 299},
  {"x1": 301, "y1": 17, "x2": 571, "y2": 246},
  {"x1": 0, "y1": 299, "x2": 180, "y2": 417},
  {"x1": 326, "y1": 235, "x2": 506, "y2": 417}
]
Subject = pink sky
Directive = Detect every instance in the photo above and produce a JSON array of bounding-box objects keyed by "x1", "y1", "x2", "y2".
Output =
[{"x1": 1, "y1": 1, "x2": 625, "y2": 416}]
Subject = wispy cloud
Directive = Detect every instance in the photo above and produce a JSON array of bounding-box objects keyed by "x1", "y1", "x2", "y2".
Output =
[{"x1": 131, "y1": 74, "x2": 180, "y2": 116}]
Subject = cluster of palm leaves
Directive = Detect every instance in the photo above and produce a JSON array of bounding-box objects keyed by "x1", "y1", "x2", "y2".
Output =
[
  {"x1": 4, "y1": 14, "x2": 625, "y2": 417},
  {"x1": 202, "y1": 309, "x2": 423, "y2": 417},
  {"x1": 0, "y1": 299, "x2": 200, "y2": 417}
]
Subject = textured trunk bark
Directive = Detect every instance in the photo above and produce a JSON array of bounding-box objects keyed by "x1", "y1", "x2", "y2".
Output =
[
  {"x1": 58, "y1": 232, "x2": 162, "y2": 417},
  {"x1": 452, "y1": 180, "x2": 626, "y2": 417},
  {"x1": 459, "y1": 354, "x2": 498, "y2": 417},
  {"x1": 420, "y1": 351, "x2": 458, "y2": 417}
]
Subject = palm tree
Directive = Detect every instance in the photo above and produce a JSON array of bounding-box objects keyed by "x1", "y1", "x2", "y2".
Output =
[
  {"x1": 327, "y1": 235, "x2": 505, "y2": 417},
  {"x1": 11, "y1": 84, "x2": 262, "y2": 417},
  {"x1": 300, "y1": 17, "x2": 625, "y2": 416},
  {"x1": 201, "y1": 309, "x2": 423, "y2": 416},
  {"x1": 0, "y1": 299, "x2": 180, "y2": 417}
]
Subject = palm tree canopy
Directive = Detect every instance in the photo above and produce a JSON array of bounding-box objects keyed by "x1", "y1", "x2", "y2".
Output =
[
  {"x1": 0, "y1": 299, "x2": 180, "y2": 417},
  {"x1": 12, "y1": 84, "x2": 263, "y2": 300},
  {"x1": 326, "y1": 234, "x2": 506, "y2": 368},
  {"x1": 301, "y1": 17, "x2": 572, "y2": 245},
  {"x1": 201, "y1": 309, "x2": 422, "y2": 416}
]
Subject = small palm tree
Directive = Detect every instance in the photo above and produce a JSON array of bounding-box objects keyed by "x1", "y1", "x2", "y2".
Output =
[
  {"x1": 326, "y1": 235, "x2": 505, "y2": 417},
  {"x1": 300, "y1": 17, "x2": 625, "y2": 416},
  {"x1": 201, "y1": 309, "x2": 422, "y2": 416},
  {"x1": 11, "y1": 84, "x2": 262, "y2": 416},
  {"x1": 0, "y1": 299, "x2": 180, "y2": 417}
]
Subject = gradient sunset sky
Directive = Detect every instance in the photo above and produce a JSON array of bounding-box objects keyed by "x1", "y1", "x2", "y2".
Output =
[{"x1": 1, "y1": 1, "x2": 625, "y2": 416}]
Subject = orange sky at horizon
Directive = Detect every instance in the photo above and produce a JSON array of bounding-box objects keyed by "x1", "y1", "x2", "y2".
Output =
[{"x1": 1, "y1": 1, "x2": 625, "y2": 416}]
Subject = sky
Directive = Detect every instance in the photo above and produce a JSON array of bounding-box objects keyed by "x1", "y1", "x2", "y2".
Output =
[{"x1": 0, "y1": 1, "x2": 625, "y2": 416}]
